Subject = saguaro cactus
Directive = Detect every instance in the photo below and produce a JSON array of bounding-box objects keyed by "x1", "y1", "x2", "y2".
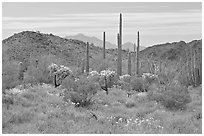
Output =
[
  {"x1": 81, "y1": 58, "x2": 85, "y2": 73},
  {"x1": 133, "y1": 43, "x2": 136, "y2": 75},
  {"x1": 117, "y1": 33, "x2": 122, "y2": 77},
  {"x1": 128, "y1": 49, "x2": 131, "y2": 75},
  {"x1": 103, "y1": 31, "x2": 106, "y2": 59},
  {"x1": 119, "y1": 13, "x2": 122, "y2": 49},
  {"x1": 117, "y1": 13, "x2": 123, "y2": 77},
  {"x1": 18, "y1": 62, "x2": 24, "y2": 81},
  {"x1": 136, "y1": 31, "x2": 140, "y2": 75},
  {"x1": 86, "y1": 42, "x2": 89, "y2": 73}
]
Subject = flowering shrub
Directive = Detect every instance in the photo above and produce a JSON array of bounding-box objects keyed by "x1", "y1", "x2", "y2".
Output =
[
  {"x1": 119, "y1": 74, "x2": 131, "y2": 83},
  {"x1": 48, "y1": 63, "x2": 72, "y2": 87},
  {"x1": 142, "y1": 73, "x2": 158, "y2": 85},
  {"x1": 87, "y1": 71, "x2": 101, "y2": 83},
  {"x1": 99, "y1": 69, "x2": 118, "y2": 88}
]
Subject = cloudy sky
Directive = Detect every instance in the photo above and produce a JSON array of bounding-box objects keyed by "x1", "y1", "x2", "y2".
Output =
[{"x1": 2, "y1": 2, "x2": 202, "y2": 47}]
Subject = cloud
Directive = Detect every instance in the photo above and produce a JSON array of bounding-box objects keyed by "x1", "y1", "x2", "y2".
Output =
[{"x1": 2, "y1": 11, "x2": 201, "y2": 44}]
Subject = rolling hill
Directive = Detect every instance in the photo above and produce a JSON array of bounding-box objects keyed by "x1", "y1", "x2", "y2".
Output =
[{"x1": 2, "y1": 31, "x2": 202, "y2": 72}]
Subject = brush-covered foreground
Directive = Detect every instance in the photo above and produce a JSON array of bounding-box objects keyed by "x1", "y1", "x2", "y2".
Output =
[{"x1": 2, "y1": 83, "x2": 202, "y2": 134}]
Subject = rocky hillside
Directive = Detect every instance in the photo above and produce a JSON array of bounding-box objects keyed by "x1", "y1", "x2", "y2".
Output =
[
  {"x1": 2, "y1": 31, "x2": 202, "y2": 70},
  {"x1": 140, "y1": 40, "x2": 202, "y2": 62}
]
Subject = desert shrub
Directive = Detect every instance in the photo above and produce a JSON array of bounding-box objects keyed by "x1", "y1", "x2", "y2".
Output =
[
  {"x1": 2, "y1": 61, "x2": 22, "y2": 91},
  {"x1": 92, "y1": 57, "x2": 115, "y2": 72},
  {"x1": 8, "y1": 110, "x2": 35, "y2": 124},
  {"x1": 24, "y1": 55, "x2": 63, "y2": 85},
  {"x1": 130, "y1": 76, "x2": 149, "y2": 92},
  {"x1": 150, "y1": 83, "x2": 191, "y2": 111},
  {"x1": 63, "y1": 77, "x2": 100, "y2": 107},
  {"x1": 142, "y1": 73, "x2": 158, "y2": 85}
]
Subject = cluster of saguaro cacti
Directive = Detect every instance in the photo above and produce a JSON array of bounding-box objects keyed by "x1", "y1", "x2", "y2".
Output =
[{"x1": 184, "y1": 45, "x2": 202, "y2": 87}]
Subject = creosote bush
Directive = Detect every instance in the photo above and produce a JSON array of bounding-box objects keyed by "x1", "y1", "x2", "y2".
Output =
[
  {"x1": 2, "y1": 61, "x2": 22, "y2": 91},
  {"x1": 24, "y1": 55, "x2": 63, "y2": 85},
  {"x1": 130, "y1": 76, "x2": 149, "y2": 92},
  {"x1": 149, "y1": 82, "x2": 191, "y2": 111},
  {"x1": 62, "y1": 77, "x2": 100, "y2": 107}
]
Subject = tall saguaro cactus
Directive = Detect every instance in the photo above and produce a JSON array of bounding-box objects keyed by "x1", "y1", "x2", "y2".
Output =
[
  {"x1": 136, "y1": 31, "x2": 140, "y2": 75},
  {"x1": 133, "y1": 43, "x2": 136, "y2": 75},
  {"x1": 103, "y1": 32, "x2": 106, "y2": 59},
  {"x1": 117, "y1": 33, "x2": 122, "y2": 77},
  {"x1": 86, "y1": 42, "x2": 89, "y2": 73},
  {"x1": 117, "y1": 13, "x2": 123, "y2": 77},
  {"x1": 119, "y1": 13, "x2": 122, "y2": 48},
  {"x1": 128, "y1": 49, "x2": 131, "y2": 75}
]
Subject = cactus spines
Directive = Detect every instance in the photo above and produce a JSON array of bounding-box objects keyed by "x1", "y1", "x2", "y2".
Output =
[
  {"x1": 117, "y1": 33, "x2": 122, "y2": 77},
  {"x1": 136, "y1": 31, "x2": 140, "y2": 75},
  {"x1": 128, "y1": 49, "x2": 131, "y2": 75},
  {"x1": 86, "y1": 42, "x2": 89, "y2": 73},
  {"x1": 103, "y1": 31, "x2": 106, "y2": 59}
]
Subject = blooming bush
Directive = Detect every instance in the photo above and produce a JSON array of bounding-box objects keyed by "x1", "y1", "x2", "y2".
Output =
[
  {"x1": 87, "y1": 71, "x2": 101, "y2": 83},
  {"x1": 99, "y1": 69, "x2": 118, "y2": 89},
  {"x1": 119, "y1": 74, "x2": 131, "y2": 83},
  {"x1": 142, "y1": 73, "x2": 158, "y2": 85},
  {"x1": 48, "y1": 63, "x2": 72, "y2": 87}
]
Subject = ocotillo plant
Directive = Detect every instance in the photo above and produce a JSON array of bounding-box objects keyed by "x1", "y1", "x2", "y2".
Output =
[
  {"x1": 136, "y1": 31, "x2": 140, "y2": 75},
  {"x1": 117, "y1": 33, "x2": 122, "y2": 77},
  {"x1": 103, "y1": 31, "x2": 106, "y2": 59},
  {"x1": 128, "y1": 49, "x2": 131, "y2": 75},
  {"x1": 86, "y1": 42, "x2": 89, "y2": 73},
  {"x1": 133, "y1": 43, "x2": 136, "y2": 75}
]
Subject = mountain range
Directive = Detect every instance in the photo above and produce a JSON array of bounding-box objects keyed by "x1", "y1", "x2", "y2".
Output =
[{"x1": 65, "y1": 33, "x2": 146, "y2": 51}]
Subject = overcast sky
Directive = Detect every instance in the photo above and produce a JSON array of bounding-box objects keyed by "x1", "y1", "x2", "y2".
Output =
[{"x1": 2, "y1": 2, "x2": 202, "y2": 47}]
